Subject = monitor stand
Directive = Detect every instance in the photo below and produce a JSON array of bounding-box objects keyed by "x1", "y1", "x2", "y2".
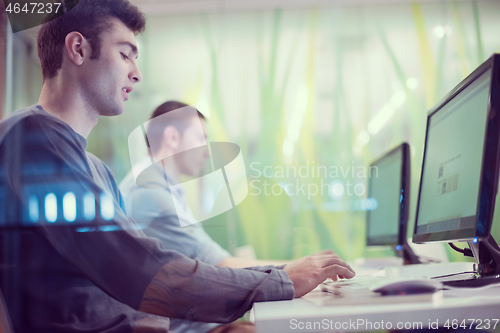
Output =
[
  {"x1": 437, "y1": 235, "x2": 500, "y2": 287},
  {"x1": 393, "y1": 242, "x2": 422, "y2": 265}
]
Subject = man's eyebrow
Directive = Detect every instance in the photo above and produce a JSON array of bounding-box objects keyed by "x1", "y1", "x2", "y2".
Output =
[{"x1": 117, "y1": 41, "x2": 139, "y2": 56}]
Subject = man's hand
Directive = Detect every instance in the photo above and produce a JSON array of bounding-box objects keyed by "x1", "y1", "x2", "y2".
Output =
[{"x1": 283, "y1": 253, "x2": 355, "y2": 298}]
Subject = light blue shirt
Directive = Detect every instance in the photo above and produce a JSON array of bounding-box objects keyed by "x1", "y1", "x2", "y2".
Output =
[{"x1": 119, "y1": 162, "x2": 230, "y2": 265}]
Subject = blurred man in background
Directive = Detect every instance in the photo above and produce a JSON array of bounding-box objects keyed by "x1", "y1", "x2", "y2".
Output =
[{"x1": 121, "y1": 101, "x2": 291, "y2": 268}]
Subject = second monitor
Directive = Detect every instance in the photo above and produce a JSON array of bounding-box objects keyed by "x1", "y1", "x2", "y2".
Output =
[{"x1": 366, "y1": 143, "x2": 420, "y2": 264}]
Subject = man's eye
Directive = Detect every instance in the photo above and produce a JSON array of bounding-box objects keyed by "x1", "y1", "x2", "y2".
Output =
[{"x1": 120, "y1": 53, "x2": 129, "y2": 60}]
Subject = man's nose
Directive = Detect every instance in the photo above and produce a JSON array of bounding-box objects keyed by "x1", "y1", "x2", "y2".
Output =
[{"x1": 130, "y1": 62, "x2": 143, "y2": 83}]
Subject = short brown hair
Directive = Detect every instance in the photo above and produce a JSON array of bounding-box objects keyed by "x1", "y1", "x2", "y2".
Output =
[
  {"x1": 147, "y1": 101, "x2": 206, "y2": 154},
  {"x1": 37, "y1": 0, "x2": 145, "y2": 80},
  {"x1": 149, "y1": 101, "x2": 205, "y2": 122}
]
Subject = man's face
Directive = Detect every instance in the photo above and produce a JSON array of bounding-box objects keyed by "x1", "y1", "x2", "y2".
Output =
[
  {"x1": 80, "y1": 18, "x2": 142, "y2": 116},
  {"x1": 174, "y1": 116, "x2": 210, "y2": 177}
]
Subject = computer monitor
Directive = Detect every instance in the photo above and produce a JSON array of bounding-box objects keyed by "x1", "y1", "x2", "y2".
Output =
[
  {"x1": 366, "y1": 143, "x2": 420, "y2": 264},
  {"x1": 413, "y1": 54, "x2": 500, "y2": 286}
]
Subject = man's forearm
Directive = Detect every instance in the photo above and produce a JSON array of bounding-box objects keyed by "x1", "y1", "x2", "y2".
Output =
[{"x1": 139, "y1": 257, "x2": 294, "y2": 323}]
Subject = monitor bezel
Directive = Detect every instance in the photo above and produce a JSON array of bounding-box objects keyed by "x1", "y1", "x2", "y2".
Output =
[
  {"x1": 413, "y1": 54, "x2": 500, "y2": 243},
  {"x1": 366, "y1": 142, "x2": 410, "y2": 246}
]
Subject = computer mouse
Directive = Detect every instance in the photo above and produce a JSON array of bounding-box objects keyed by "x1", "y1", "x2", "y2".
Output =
[{"x1": 370, "y1": 279, "x2": 443, "y2": 296}]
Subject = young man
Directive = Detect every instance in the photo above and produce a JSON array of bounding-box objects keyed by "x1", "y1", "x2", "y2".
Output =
[
  {"x1": 0, "y1": 1, "x2": 355, "y2": 332},
  {"x1": 120, "y1": 101, "x2": 294, "y2": 268}
]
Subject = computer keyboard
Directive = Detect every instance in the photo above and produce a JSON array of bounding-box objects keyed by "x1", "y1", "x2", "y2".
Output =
[{"x1": 322, "y1": 275, "x2": 387, "y2": 293}]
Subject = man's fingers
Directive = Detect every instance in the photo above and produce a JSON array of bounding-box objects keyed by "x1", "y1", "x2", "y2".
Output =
[
  {"x1": 318, "y1": 257, "x2": 354, "y2": 274},
  {"x1": 285, "y1": 254, "x2": 355, "y2": 298},
  {"x1": 322, "y1": 265, "x2": 355, "y2": 280}
]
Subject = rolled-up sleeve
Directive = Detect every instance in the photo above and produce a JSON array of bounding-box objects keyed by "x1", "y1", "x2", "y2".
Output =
[{"x1": 139, "y1": 257, "x2": 295, "y2": 322}]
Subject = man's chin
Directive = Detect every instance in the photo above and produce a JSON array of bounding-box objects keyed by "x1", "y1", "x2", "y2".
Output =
[{"x1": 100, "y1": 105, "x2": 124, "y2": 117}]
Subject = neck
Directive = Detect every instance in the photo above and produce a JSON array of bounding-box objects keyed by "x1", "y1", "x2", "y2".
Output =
[
  {"x1": 155, "y1": 150, "x2": 181, "y2": 181},
  {"x1": 37, "y1": 76, "x2": 99, "y2": 139}
]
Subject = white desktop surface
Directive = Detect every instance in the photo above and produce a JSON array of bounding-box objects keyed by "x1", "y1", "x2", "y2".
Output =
[{"x1": 253, "y1": 263, "x2": 500, "y2": 333}]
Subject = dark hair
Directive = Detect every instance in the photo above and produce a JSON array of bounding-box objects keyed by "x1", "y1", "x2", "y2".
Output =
[
  {"x1": 149, "y1": 101, "x2": 205, "y2": 122},
  {"x1": 147, "y1": 101, "x2": 206, "y2": 154},
  {"x1": 37, "y1": 0, "x2": 146, "y2": 80}
]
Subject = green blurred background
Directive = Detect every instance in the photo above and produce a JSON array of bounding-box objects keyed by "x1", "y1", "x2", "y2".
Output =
[{"x1": 2, "y1": 0, "x2": 500, "y2": 263}]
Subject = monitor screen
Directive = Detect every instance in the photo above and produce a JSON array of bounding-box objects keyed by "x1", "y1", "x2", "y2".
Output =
[
  {"x1": 366, "y1": 144, "x2": 409, "y2": 246},
  {"x1": 414, "y1": 63, "x2": 497, "y2": 243}
]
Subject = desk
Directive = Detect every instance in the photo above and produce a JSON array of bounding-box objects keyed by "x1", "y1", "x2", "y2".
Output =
[{"x1": 253, "y1": 263, "x2": 500, "y2": 332}]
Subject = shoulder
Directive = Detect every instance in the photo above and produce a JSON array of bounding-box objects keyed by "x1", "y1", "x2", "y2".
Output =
[
  {"x1": 85, "y1": 151, "x2": 123, "y2": 199},
  {"x1": 0, "y1": 105, "x2": 86, "y2": 153},
  {"x1": 86, "y1": 152, "x2": 111, "y2": 173},
  {"x1": 2, "y1": 105, "x2": 68, "y2": 132},
  {"x1": 0, "y1": 106, "x2": 89, "y2": 174}
]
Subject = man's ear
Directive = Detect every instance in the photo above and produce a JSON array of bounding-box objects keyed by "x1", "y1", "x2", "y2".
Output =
[
  {"x1": 64, "y1": 32, "x2": 90, "y2": 66},
  {"x1": 163, "y1": 126, "x2": 180, "y2": 150}
]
